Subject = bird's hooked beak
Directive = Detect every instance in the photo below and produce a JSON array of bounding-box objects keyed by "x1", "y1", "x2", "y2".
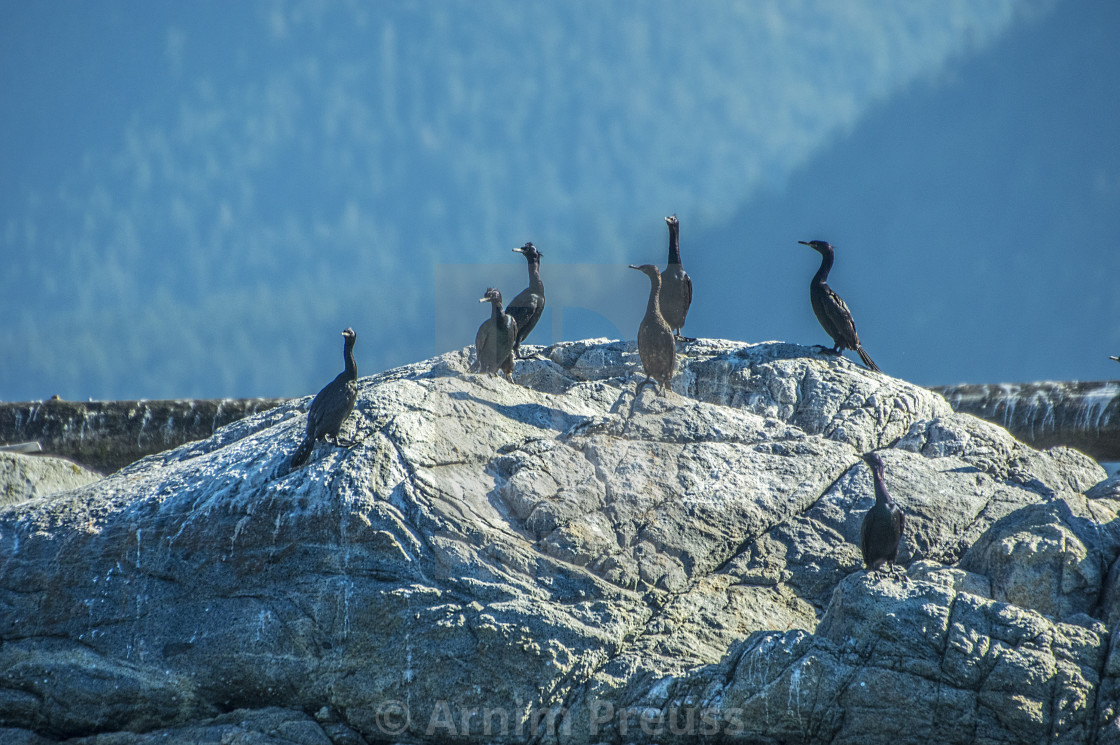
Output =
[
  {"x1": 799, "y1": 240, "x2": 832, "y2": 252},
  {"x1": 628, "y1": 264, "x2": 640, "y2": 270},
  {"x1": 478, "y1": 297, "x2": 489, "y2": 303}
]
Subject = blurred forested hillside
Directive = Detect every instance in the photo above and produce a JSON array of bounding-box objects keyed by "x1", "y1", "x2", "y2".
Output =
[
  {"x1": 1, "y1": 0, "x2": 1116, "y2": 401},
  {"x1": 689, "y1": 0, "x2": 1120, "y2": 385}
]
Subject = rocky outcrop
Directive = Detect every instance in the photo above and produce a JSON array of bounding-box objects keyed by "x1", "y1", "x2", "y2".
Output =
[
  {"x1": 0, "y1": 398, "x2": 284, "y2": 474},
  {"x1": 0, "y1": 452, "x2": 102, "y2": 507},
  {"x1": 0, "y1": 339, "x2": 1117, "y2": 744},
  {"x1": 932, "y1": 380, "x2": 1120, "y2": 461},
  {"x1": 4, "y1": 380, "x2": 1115, "y2": 477}
]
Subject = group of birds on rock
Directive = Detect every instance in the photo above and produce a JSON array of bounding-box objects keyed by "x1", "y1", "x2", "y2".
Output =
[
  {"x1": 472, "y1": 242, "x2": 546, "y2": 379},
  {"x1": 460, "y1": 215, "x2": 904, "y2": 572},
  {"x1": 286, "y1": 242, "x2": 547, "y2": 471},
  {"x1": 624, "y1": 220, "x2": 882, "y2": 397},
  {"x1": 469, "y1": 220, "x2": 691, "y2": 389},
  {"x1": 464, "y1": 217, "x2": 883, "y2": 396},
  {"x1": 287, "y1": 216, "x2": 905, "y2": 575},
  {"x1": 627, "y1": 215, "x2": 694, "y2": 396},
  {"x1": 801, "y1": 244, "x2": 899, "y2": 573}
]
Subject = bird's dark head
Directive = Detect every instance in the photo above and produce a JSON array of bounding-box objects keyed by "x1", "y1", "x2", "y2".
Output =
[
  {"x1": 513, "y1": 242, "x2": 542, "y2": 260},
  {"x1": 665, "y1": 215, "x2": 679, "y2": 229},
  {"x1": 798, "y1": 240, "x2": 833, "y2": 255},
  {"x1": 478, "y1": 287, "x2": 503, "y2": 305},
  {"x1": 628, "y1": 263, "x2": 660, "y2": 278},
  {"x1": 864, "y1": 451, "x2": 885, "y2": 477},
  {"x1": 341, "y1": 327, "x2": 356, "y2": 344}
]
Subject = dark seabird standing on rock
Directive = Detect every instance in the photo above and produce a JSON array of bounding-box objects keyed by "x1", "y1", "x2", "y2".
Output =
[
  {"x1": 798, "y1": 240, "x2": 881, "y2": 372},
  {"x1": 290, "y1": 327, "x2": 359, "y2": 469},
  {"x1": 658, "y1": 215, "x2": 693, "y2": 342},
  {"x1": 629, "y1": 263, "x2": 676, "y2": 395},
  {"x1": 505, "y1": 242, "x2": 545, "y2": 358},
  {"x1": 860, "y1": 452, "x2": 906, "y2": 573},
  {"x1": 474, "y1": 287, "x2": 518, "y2": 379}
]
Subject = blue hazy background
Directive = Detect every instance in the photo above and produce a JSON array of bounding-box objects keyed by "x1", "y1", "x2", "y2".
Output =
[{"x1": 2, "y1": 0, "x2": 1118, "y2": 401}]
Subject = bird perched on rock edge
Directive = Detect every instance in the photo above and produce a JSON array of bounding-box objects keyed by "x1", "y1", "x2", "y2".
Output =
[
  {"x1": 505, "y1": 242, "x2": 545, "y2": 359},
  {"x1": 798, "y1": 240, "x2": 881, "y2": 373},
  {"x1": 290, "y1": 327, "x2": 359, "y2": 470}
]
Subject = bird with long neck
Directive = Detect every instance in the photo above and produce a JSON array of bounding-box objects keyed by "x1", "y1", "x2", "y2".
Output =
[
  {"x1": 629, "y1": 263, "x2": 676, "y2": 396},
  {"x1": 290, "y1": 327, "x2": 359, "y2": 470},
  {"x1": 860, "y1": 452, "x2": 906, "y2": 574},
  {"x1": 474, "y1": 287, "x2": 518, "y2": 379},
  {"x1": 505, "y1": 242, "x2": 545, "y2": 359},
  {"x1": 659, "y1": 215, "x2": 693, "y2": 342},
  {"x1": 798, "y1": 240, "x2": 881, "y2": 372}
]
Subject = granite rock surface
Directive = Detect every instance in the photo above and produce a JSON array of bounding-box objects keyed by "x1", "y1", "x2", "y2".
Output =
[{"x1": 0, "y1": 339, "x2": 1116, "y2": 744}]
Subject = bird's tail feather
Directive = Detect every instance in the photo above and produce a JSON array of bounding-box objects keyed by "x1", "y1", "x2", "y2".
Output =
[
  {"x1": 857, "y1": 345, "x2": 881, "y2": 373},
  {"x1": 290, "y1": 437, "x2": 314, "y2": 470}
]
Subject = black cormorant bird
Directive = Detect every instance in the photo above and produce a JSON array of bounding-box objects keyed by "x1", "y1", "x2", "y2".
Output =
[
  {"x1": 505, "y1": 242, "x2": 545, "y2": 358},
  {"x1": 475, "y1": 287, "x2": 518, "y2": 379},
  {"x1": 290, "y1": 327, "x2": 359, "y2": 469},
  {"x1": 798, "y1": 240, "x2": 881, "y2": 372},
  {"x1": 860, "y1": 452, "x2": 906, "y2": 573},
  {"x1": 630, "y1": 264, "x2": 676, "y2": 395},
  {"x1": 659, "y1": 215, "x2": 693, "y2": 342}
]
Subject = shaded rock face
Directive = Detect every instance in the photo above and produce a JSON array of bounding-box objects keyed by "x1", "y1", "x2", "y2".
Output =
[
  {"x1": 932, "y1": 380, "x2": 1120, "y2": 461},
  {"x1": 0, "y1": 339, "x2": 1117, "y2": 744},
  {"x1": 0, "y1": 398, "x2": 285, "y2": 474}
]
